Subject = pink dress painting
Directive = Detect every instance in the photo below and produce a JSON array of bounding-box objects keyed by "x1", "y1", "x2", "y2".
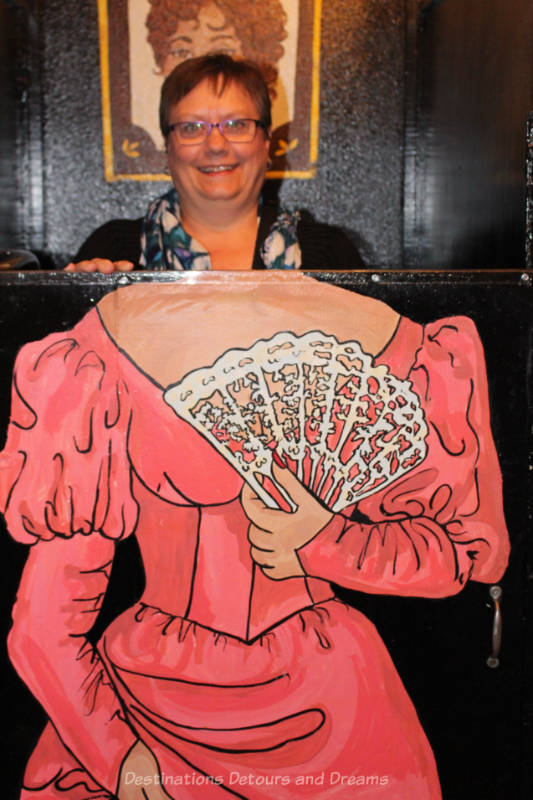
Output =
[{"x1": 0, "y1": 274, "x2": 509, "y2": 798}]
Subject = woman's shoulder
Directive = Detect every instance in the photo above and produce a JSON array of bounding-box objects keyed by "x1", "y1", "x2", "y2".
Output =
[
  {"x1": 75, "y1": 218, "x2": 143, "y2": 265},
  {"x1": 296, "y1": 209, "x2": 365, "y2": 269},
  {"x1": 257, "y1": 202, "x2": 364, "y2": 270}
]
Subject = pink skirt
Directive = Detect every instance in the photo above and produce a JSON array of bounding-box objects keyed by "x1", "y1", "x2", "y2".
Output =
[{"x1": 20, "y1": 599, "x2": 441, "y2": 799}]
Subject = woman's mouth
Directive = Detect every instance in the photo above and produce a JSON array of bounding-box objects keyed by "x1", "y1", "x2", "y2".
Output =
[{"x1": 198, "y1": 165, "x2": 237, "y2": 174}]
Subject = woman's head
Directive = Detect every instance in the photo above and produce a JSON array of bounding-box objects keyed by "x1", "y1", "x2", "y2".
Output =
[
  {"x1": 162, "y1": 55, "x2": 271, "y2": 217},
  {"x1": 146, "y1": 0, "x2": 286, "y2": 94},
  {"x1": 160, "y1": 53, "x2": 271, "y2": 139}
]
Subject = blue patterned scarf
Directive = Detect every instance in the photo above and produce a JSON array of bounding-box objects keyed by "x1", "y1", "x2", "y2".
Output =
[{"x1": 139, "y1": 189, "x2": 301, "y2": 270}]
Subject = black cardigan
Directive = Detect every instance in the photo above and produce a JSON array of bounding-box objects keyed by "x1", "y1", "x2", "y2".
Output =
[{"x1": 75, "y1": 206, "x2": 363, "y2": 270}]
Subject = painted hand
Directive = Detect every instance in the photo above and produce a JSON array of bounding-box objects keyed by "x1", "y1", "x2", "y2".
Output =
[
  {"x1": 117, "y1": 740, "x2": 172, "y2": 799},
  {"x1": 241, "y1": 462, "x2": 333, "y2": 580},
  {"x1": 64, "y1": 259, "x2": 134, "y2": 273}
]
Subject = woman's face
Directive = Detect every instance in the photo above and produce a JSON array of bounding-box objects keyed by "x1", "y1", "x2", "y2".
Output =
[
  {"x1": 166, "y1": 78, "x2": 270, "y2": 215},
  {"x1": 163, "y1": 2, "x2": 243, "y2": 76}
]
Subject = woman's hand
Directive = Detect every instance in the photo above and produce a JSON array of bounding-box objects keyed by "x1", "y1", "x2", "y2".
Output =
[
  {"x1": 64, "y1": 259, "x2": 134, "y2": 273},
  {"x1": 241, "y1": 462, "x2": 333, "y2": 580},
  {"x1": 117, "y1": 741, "x2": 173, "y2": 799}
]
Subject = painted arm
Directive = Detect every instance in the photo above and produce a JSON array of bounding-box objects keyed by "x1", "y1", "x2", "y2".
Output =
[
  {"x1": 242, "y1": 464, "x2": 478, "y2": 597},
  {"x1": 241, "y1": 316, "x2": 510, "y2": 597},
  {"x1": 0, "y1": 328, "x2": 142, "y2": 791},
  {"x1": 9, "y1": 533, "x2": 138, "y2": 792}
]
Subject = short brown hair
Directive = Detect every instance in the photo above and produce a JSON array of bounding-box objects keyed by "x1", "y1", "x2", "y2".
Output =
[{"x1": 160, "y1": 54, "x2": 272, "y2": 138}]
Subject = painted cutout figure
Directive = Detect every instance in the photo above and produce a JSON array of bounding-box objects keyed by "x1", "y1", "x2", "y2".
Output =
[{"x1": 0, "y1": 274, "x2": 509, "y2": 798}]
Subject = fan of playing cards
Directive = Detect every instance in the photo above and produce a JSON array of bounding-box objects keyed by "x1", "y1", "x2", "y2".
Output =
[{"x1": 164, "y1": 331, "x2": 428, "y2": 513}]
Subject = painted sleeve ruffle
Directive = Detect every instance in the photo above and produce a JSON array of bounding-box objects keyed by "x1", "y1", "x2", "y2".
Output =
[
  {"x1": 298, "y1": 316, "x2": 510, "y2": 597},
  {"x1": 0, "y1": 330, "x2": 139, "y2": 543}
]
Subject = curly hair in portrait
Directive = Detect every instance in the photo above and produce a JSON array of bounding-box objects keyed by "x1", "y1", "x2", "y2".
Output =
[{"x1": 146, "y1": 0, "x2": 287, "y2": 97}]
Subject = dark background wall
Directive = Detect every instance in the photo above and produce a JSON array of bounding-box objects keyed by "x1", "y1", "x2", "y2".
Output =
[
  {"x1": 404, "y1": 0, "x2": 533, "y2": 268},
  {"x1": 0, "y1": 0, "x2": 532, "y2": 264}
]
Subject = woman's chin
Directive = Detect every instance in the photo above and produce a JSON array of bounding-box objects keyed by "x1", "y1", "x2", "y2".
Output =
[
  {"x1": 196, "y1": 169, "x2": 240, "y2": 193},
  {"x1": 195, "y1": 176, "x2": 248, "y2": 203}
]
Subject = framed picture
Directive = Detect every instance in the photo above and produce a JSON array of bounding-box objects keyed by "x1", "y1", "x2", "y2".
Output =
[{"x1": 98, "y1": 0, "x2": 321, "y2": 181}]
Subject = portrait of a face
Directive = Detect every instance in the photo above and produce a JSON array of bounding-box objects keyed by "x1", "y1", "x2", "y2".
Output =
[
  {"x1": 150, "y1": 2, "x2": 249, "y2": 75},
  {"x1": 100, "y1": 0, "x2": 320, "y2": 180}
]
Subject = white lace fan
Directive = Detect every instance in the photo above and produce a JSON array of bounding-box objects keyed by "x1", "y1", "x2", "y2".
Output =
[{"x1": 164, "y1": 331, "x2": 428, "y2": 513}]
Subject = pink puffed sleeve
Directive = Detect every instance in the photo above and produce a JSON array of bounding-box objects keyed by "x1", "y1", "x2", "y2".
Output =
[
  {"x1": 0, "y1": 317, "x2": 139, "y2": 792},
  {"x1": 0, "y1": 324, "x2": 139, "y2": 542},
  {"x1": 298, "y1": 316, "x2": 510, "y2": 598}
]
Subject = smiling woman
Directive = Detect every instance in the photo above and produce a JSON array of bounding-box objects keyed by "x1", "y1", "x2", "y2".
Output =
[
  {"x1": 66, "y1": 54, "x2": 363, "y2": 273},
  {"x1": 162, "y1": 76, "x2": 270, "y2": 267}
]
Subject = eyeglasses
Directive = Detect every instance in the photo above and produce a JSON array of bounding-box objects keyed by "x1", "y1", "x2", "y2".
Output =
[{"x1": 167, "y1": 118, "x2": 266, "y2": 145}]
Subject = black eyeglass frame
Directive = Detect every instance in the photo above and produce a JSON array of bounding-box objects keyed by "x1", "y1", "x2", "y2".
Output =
[{"x1": 166, "y1": 118, "x2": 268, "y2": 144}]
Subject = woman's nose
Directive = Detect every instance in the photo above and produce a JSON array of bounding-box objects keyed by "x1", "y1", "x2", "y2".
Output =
[{"x1": 205, "y1": 123, "x2": 228, "y2": 149}]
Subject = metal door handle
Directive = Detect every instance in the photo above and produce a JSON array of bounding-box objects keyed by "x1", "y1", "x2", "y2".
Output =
[{"x1": 486, "y1": 585, "x2": 502, "y2": 668}]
